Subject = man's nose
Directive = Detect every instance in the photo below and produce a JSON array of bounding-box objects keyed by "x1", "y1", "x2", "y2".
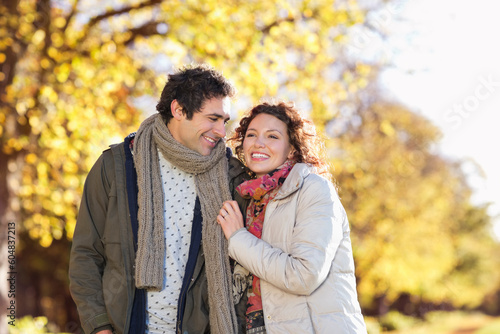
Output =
[{"x1": 213, "y1": 121, "x2": 226, "y2": 138}]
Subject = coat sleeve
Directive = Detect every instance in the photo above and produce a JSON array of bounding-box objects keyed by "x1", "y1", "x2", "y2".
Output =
[
  {"x1": 228, "y1": 175, "x2": 344, "y2": 296},
  {"x1": 69, "y1": 151, "x2": 114, "y2": 333}
]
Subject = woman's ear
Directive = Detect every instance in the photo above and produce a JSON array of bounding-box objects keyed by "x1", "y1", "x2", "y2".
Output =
[{"x1": 288, "y1": 147, "x2": 295, "y2": 160}]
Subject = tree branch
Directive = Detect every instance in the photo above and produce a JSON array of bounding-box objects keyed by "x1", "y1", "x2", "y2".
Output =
[
  {"x1": 123, "y1": 21, "x2": 165, "y2": 46},
  {"x1": 236, "y1": 16, "x2": 296, "y2": 60},
  {"x1": 62, "y1": 0, "x2": 80, "y2": 33},
  {"x1": 86, "y1": 0, "x2": 162, "y2": 29},
  {"x1": 72, "y1": 0, "x2": 163, "y2": 50},
  {"x1": 261, "y1": 16, "x2": 295, "y2": 35}
]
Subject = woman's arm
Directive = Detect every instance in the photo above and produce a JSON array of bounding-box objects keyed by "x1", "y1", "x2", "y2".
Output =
[{"x1": 219, "y1": 176, "x2": 345, "y2": 296}]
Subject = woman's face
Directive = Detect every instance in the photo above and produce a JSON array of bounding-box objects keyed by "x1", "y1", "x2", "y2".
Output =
[{"x1": 243, "y1": 113, "x2": 292, "y2": 178}]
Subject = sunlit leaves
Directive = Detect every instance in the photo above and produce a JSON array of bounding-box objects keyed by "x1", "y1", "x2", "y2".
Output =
[
  {"x1": 1, "y1": 0, "x2": 153, "y2": 247},
  {"x1": 1, "y1": 0, "x2": 499, "y2": 317},
  {"x1": 0, "y1": 0, "x2": 374, "y2": 253},
  {"x1": 329, "y1": 101, "x2": 499, "y2": 309}
]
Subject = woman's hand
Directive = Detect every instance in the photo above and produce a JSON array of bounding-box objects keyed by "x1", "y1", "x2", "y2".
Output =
[{"x1": 217, "y1": 200, "x2": 244, "y2": 240}]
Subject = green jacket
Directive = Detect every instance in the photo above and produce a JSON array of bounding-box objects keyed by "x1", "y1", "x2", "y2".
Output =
[{"x1": 69, "y1": 137, "x2": 248, "y2": 334}]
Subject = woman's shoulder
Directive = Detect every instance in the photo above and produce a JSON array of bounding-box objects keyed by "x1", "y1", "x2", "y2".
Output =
[
  {"x1": 299, "y1": 165, "x2": 341, "y2": 201},
  {"x1": 282, "y1": 163, "x2": 336, "y2": 197},
  {"x1": 292, "y1": 163, "x2": 334, "y2": 186}
]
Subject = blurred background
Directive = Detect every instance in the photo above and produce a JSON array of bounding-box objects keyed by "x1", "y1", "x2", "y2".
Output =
[{"x1": 1, "y1": 0, "x2": 499, "y2": 333}]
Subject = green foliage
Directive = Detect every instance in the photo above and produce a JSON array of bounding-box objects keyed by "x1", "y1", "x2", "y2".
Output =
[
  {"x1": 421, "y1": 311, "x2": 497, "y2": 334},
  {"x1": 8, "y1": 316, "x2": 53, "y2": 334},
  {"x1": 329, "y1": 100, "x2": 500, "y2": 308},
  {"x1": 380, "y1": 312, "x2": 500, "y2": 334},
  {"x1": 1, "y1": 0, "x2": 369, "y2": 247},
  {"x1": 476, "y1": 318, "x2": 500, "y2": 334},
  {"x1": 379, "y1": 311, "x2": 420, "y2": 332},
  {"x1": 1, "y1": 0, "x2": 499, "y2": 330},
  {"x1": 0, "y1": 1, "x2": 371, "y2": 328},
  {"x1": 364, "y1": 317, "x2": 382, "y2": 334}
]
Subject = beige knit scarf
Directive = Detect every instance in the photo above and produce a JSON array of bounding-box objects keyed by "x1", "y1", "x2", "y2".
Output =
[{"x1": 133, "y1": 113, "x2": 238, "y2": 333}]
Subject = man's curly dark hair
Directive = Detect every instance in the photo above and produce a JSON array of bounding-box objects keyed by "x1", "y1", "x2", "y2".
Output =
[{"x1": 156, "y1": 64, "x2": 236, "y2": 123}]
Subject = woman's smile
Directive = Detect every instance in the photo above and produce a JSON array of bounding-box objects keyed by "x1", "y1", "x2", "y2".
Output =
[{"x1": 243, "y1": 113, "x2": 292, "y2": 178}]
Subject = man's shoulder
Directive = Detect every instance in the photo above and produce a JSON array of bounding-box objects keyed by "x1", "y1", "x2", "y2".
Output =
[
  {"x1": 228, "y1": 156, "x2": 247, "y2": 179},
  {"x1": 96, "y1": 133, "x2": 136, "y2": 173},
  {"x1": 225, "y1": 147, "x2": 246, "y2": 177},
  {"x1": 101, "y1": 132, "x2": 135, "y2": 157},
  {"x1": 100, "y1": 143, "x2": 124, "y2": 165}
]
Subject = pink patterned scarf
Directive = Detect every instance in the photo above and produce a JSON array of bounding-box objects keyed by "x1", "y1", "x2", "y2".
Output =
[{"x1": 236, "y1": 160, "x2": 295, "y2": 332}]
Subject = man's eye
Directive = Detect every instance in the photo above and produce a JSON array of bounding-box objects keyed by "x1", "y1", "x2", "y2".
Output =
[{"x1": 209, "y1": 117, "x2": 217, "y2": 122}]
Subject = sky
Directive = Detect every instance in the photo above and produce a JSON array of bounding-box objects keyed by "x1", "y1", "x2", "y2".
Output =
[{"x1": 373, "y1": 0, "x2": 500, "y2": 237}]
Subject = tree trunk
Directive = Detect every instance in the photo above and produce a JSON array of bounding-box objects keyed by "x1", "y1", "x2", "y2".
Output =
[
  {"x1": 1, "y1": 1, "x2": 21, "y2": 330},
  {"x1": 0, "y1": 152, "x2": 15, "y2": 333}
]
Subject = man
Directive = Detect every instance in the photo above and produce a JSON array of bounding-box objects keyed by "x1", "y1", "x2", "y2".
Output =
[{"x1": 69, "y1": 64, "x2": 247, "y2": 334}]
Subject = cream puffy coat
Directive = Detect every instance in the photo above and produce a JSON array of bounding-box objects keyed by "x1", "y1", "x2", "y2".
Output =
[{"x1": 228, "y1": 163, "x2": 367, "y2": 334}]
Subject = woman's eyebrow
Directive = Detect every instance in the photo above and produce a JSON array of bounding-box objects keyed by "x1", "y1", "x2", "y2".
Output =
[{"x1": 247, "y1": 127, "x2": 284, "y2": 135}]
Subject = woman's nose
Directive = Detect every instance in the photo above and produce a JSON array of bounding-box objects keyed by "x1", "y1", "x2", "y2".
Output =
[{"x1": 254, "y1": 137, "x2": 265, "y2": 148}]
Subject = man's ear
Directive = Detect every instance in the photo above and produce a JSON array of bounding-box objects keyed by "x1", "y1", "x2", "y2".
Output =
[{"x1": 170, "y1": 99, "x2": 184, "y2": 120}]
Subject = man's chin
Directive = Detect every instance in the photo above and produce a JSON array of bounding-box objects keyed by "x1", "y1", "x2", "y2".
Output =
[{"x1": 198, "y1": 146, "x2": 213, "y2": 156}]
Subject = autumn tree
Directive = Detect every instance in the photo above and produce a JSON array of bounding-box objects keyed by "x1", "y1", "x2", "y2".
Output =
[
  {"x1": 4, "y1": 0, "x2": 496, "y2": 331},
  {"x1": 328, "y1": 94, "x2": 500, "y2": 315},
  {"x1": 1, "y1": 0, "x2": 369, "y2": 330}
]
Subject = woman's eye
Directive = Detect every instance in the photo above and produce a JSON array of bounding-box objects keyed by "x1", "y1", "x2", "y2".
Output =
[
  {"x1": 245, "y1": 133, "x2": 255, "y2": 138},
  {"x1": 270, "y1": 135, "x2": 278, "y2": 139}
]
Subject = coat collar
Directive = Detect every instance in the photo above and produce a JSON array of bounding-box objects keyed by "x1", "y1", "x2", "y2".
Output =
[{"x1": 274, "y1": 163, "x2": 313, "y2": 200}]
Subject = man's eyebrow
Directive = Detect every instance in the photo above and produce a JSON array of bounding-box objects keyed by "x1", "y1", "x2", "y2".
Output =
[{"x1": 207, "y1": 113, "x2": 230, "y2": 121}]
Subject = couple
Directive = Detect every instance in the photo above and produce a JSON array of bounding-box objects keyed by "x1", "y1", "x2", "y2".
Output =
[{"x1": 69, "y1": 64, "x2": 366, "y2": 334}]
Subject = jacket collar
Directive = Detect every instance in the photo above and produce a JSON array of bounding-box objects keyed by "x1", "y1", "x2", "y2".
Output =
[{"x1": 274, "y1": 163, "x2": 313, "y2": 200}]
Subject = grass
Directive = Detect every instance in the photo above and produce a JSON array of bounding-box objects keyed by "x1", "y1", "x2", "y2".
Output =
[
  {"x1": 475, "y1": 318, "x2": 500, "y2": 334},
  {"x1": 373, "y1": 311, "x2": 500, "y2": 334}
]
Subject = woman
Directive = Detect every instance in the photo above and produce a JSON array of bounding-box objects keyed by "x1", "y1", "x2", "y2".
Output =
[{"x1": 217, "y1": 102, "x2": 367, "y2": 334}]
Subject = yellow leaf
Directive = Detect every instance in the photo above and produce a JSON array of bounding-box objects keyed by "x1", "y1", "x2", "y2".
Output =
[
  {"x1": 380, "y1": 120, "x2": 395, "y2": 137},
  {"x1": 25, "y1": 153, "x2": 37, "y2": 164}
]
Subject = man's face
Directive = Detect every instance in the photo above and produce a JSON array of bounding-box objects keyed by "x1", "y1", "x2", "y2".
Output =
[{"x1": 170, "y1": 97, "x2": 231, "y2": 156}]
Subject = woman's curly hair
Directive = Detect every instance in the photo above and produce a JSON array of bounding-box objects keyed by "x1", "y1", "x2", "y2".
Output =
[{"x1": 229, "y1": 101, "x2": 330, "y2": 177}]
